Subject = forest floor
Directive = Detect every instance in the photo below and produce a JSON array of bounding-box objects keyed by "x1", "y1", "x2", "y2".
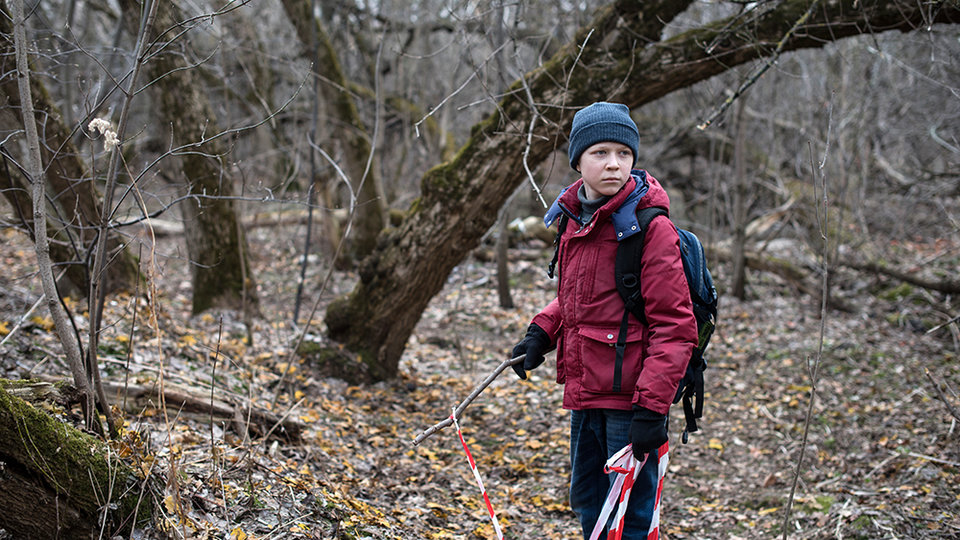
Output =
[{"x1": 1, "y1": 222, "x2": 958, "y2": 540}]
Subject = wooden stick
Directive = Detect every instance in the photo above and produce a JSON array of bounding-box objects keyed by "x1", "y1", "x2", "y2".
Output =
[
  {"x1": 925, "y1": 368, "x2": 960, "y2": 423},
  {"x1": 411, "y1": 355, "x2": 524, "y2": 446},
  {"x1": 926, "y1": 313, "x2": 960, "y2": 335}
]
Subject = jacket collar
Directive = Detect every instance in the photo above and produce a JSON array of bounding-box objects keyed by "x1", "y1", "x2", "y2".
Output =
[{"x1": 544, "y1": 170, "x2": 650, "y2": 241}]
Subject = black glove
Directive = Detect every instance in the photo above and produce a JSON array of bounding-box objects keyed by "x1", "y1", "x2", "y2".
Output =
[
  {"x1": 510, "y1": 324, "x2": 551, "y2": 380},
  {"x1": 630, "y1": 406, "x2": 668, "y2": 459}
]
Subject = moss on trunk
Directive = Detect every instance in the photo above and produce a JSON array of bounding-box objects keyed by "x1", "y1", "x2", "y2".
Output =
[
  {"x1": 0, "y1": 380, "x2": 150, "y2": 538},
  {"x1": 116, "y1": 0, "x2": 260, "y2": 317}
]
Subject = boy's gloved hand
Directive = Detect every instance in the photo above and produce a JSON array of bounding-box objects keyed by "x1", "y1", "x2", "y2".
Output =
[
  {"x1": 630, "y1": 406, "x2": 668, "y2": 459},
  {"x1": 510, "y1": 324, "x2": 551, "y2": 380}
]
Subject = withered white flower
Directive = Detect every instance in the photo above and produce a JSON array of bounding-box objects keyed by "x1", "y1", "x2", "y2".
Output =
[{"x1": 87, "y1": 118, "x2": 119, "y2": 151}]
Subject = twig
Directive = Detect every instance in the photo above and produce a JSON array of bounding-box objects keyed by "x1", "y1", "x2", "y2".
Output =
[
  {"x1": 289, "y1": 140, "x2": 355, "y2": 351},
  {"x1": 698, "y1": 1, "x2": 820, "y2": 131},
  {"x1": 223, "y1": 397, "x2": 307, "y2": 479},
  {"x1": 927, "y1": 313, "x2": 960, "y2": 335},
  {"x1": 292, "y1": 182, "x2": 314, "y2": 323},
  {"x1": 516, "y1": 69, "x2": 548, "y2": 210},
  {"x1": 86, "y1": 0, "x2": 160, "y2": 439},
  {"x1": 564, "y1": 28, "x2": 594, "y2": 96},
  {"x1": 864, "y1": 452, "x2": 900, "y2": 479},
  {"x1": 0, "y1": 290, "x2": 45, "y2": 348},
  {"x1": 924, "y1": 368, "x2": 960, "y2": 424},
  {"x1": 757, "y1": 404, "x2": 786, "y2": 426},
  {"x1": 413, "y1": 42, "x2": 509, "y2": 137},
  {"x1": 211, "y1": 316, "x2": 224, "y2": 454},
  {"x1": 12, "y1": 0, "x2": 97, "y2": 430},
  {"x1": 259, "y1": 397, "x2": 305, "y2": 448},
  {"x1": 782, "y1": 131, "x2": 831, "y2": 540},
  {"x1": 287, "y1": 24, "x2": 385, "y2": 351},
  {"x1": 896, "y1": 449, "x2": 960, "y2": 468},
  {"x1": 411, "y1": 355, "x2": 524, "y2": 446}
]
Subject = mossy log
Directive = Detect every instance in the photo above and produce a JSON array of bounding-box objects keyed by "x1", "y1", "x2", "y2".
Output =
[
  {"x1": 0, "y1": 380, "x2": 150, "y2": 539},
  {"x1": 839, "y1": 258, "x2": 960, "y2": 295},
  {"x1": 14, "y1": 378, "x2": 305, "y2": 442}
]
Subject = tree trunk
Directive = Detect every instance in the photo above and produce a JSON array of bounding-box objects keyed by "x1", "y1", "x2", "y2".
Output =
[
  {"x1": 281, "y1": 0, "x2": 386, "y2": 264},
  {"x1": 0, "y1": 380, "x2": 149, "y2": 539},
  {"x1": 731, "y1": 98, "x2": 749, "y2": 299},
  {"x1": 324, "y1": 0, "x2": 960, "y2": 380},
  {"x1": 495, "y1": 211, "x2": 514, "y2": 309},
  {"x1": 0, "y1": 18, "x2": 139, "y2": 296},
  {"x1": 117, "y1": 0, "x2": 259, "y2": 316}
]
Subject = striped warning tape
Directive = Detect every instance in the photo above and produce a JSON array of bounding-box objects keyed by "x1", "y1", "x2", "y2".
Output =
[
  {"x1": 451, "y1": 408, "x2": 504, "y2": 540},
  {"x1": 589, "y1": 442, "x2": 669, "y2": 540}
]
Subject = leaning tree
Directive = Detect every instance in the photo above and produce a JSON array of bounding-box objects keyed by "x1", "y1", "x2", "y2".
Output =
[{"x1": 321, "y1": 0, "x2": 960, "y2": 381}]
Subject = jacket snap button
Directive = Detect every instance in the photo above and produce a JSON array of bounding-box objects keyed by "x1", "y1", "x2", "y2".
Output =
[{"x1": 607, "y1": 334, "x2": 614, "y2": 340}]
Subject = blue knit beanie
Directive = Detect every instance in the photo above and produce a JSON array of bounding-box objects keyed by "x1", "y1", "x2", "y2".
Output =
[{"x1": 567, "y1": 102, "x2": 639, "y2": 171}]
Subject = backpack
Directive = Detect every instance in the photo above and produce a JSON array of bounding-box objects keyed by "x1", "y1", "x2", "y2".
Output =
[{"x1": 548, "y1": 206, "x2": 718, "y2": 443}]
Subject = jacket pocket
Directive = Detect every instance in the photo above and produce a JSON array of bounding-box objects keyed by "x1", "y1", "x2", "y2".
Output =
[{"x1": 578, "y1": 325, "x2": 645, "y2": 394}]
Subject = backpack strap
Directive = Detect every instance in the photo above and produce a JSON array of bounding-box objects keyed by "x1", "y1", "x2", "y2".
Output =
[
  {"x1": 677, "y1": 355, "x2": 705, "y2": 443},
  {"x1": 613, "y1": 207, "x2": 668, "y2": 393},
  {"x1": 614, "y1": 207, "x2": 668, "y2": 324},
  {"x1": 547, "y1": 214, "x2": 569, "y2": 279}
]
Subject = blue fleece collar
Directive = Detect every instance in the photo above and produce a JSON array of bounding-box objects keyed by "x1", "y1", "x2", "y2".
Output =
[{"x1": 544, "y1": 170, "x2": 650, "y2": 241}]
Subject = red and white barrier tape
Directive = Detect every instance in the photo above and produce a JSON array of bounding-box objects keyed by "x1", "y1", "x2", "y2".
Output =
[
  {"x1": 451, "y1": 409, "x2": 504, "y2": 540},
  {"x1": 589, "y1": 442, "x2": 669, "y2": 540}
]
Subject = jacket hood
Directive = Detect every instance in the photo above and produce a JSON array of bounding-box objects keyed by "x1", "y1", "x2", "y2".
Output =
[{"x1": 544, "y1": 169, "x2": 671, "y2": 242}]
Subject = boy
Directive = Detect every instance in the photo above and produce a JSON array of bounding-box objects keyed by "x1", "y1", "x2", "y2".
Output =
[{"x1": 510, "y1": 102, "x2": 698, "y2": 539}]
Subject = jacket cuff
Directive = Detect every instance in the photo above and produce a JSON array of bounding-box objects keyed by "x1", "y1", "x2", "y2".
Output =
[
  {"x1": 633, "y1": 391, "x2": 670, "y2": 416},
  {"x1": 531, "y1": 313, "x2": 560, "y2": 342}
]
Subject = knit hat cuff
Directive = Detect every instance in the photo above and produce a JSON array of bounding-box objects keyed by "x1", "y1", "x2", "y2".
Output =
[
  {"x1": 568, "y1": 122, "x2": 639, "y2": 170},
  {"x1": 567, "y1": 102, "x2": 639, "y2": 170}
]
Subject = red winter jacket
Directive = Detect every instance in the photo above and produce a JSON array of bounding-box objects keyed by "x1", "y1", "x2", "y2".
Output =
[{"x1": 531, "y1": 171, "x2": 698, "y2": 414}]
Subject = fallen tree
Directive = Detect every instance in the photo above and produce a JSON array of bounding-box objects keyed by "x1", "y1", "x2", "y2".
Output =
[
  {"x1": 101, "y1": 380, "x2": 305, "y2": 442},
  {"x1": 709, "y1": 244, "x2": 857, "y2": 313},
  {"x1": 17, "y1": 377, "x2": 305, "y2": 442},
  {"x1": 0, "y1": 380, "x2": 151, "y2": 539},
  {"x1": 839, "y1": 258, "x2": 960, "y2": 296}
]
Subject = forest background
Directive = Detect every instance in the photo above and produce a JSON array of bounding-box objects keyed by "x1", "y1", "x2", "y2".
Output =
[{"x1": 0, "y1": 0, "x2": 958, "y2": 538}]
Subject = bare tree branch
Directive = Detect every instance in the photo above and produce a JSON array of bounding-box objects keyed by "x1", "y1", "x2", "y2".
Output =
[{"x1": 924, "y1": 368, "x2": 960, "y2": 425}]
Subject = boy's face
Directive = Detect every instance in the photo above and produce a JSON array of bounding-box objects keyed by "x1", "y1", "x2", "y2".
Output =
[{"x1": 576, "y1": 141, "x2": 633, "y2": 199}]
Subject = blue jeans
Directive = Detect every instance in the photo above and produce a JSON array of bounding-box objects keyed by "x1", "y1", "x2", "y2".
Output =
[{"x1": 569, "y1": 409, "x2": 663, "y2": 540}]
